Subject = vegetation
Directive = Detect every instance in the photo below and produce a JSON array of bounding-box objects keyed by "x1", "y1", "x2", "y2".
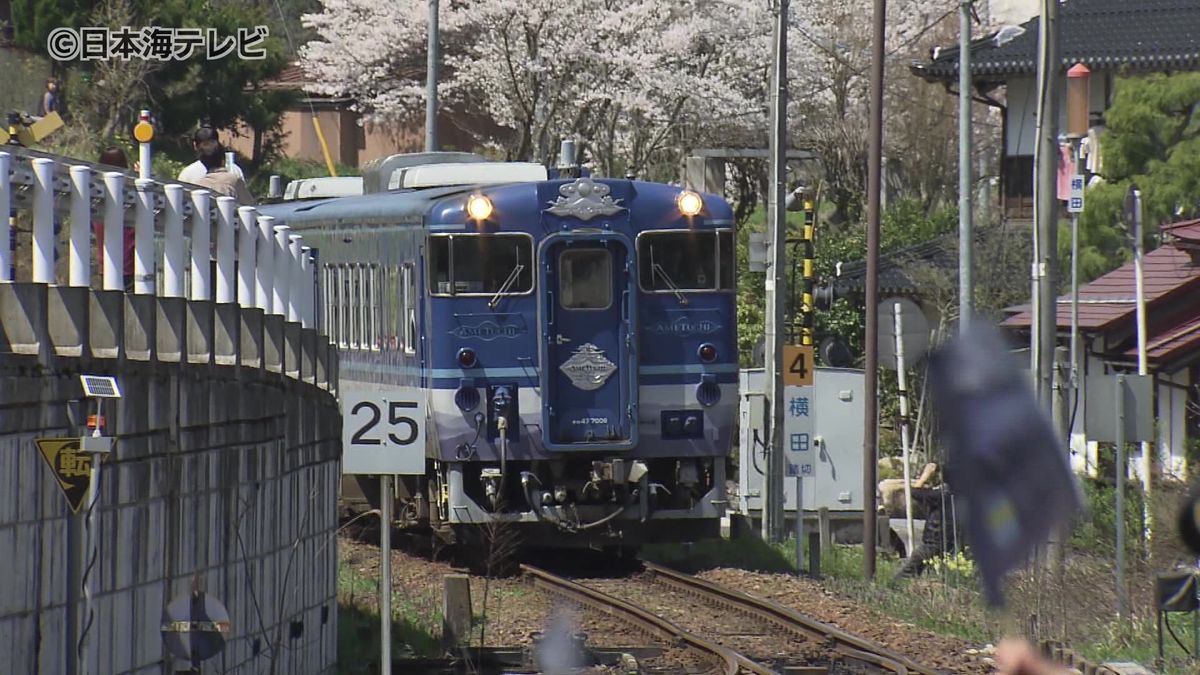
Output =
[
  {"x1": 1074, "y1": 72, "x2": 1200, "y2": 282},
  {"x1": 11, "y1": 0, "x2": 297, "y2": 168}
]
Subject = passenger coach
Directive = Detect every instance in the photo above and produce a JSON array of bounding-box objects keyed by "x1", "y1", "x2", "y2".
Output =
[{"x1": 261, "y1": 152, "x2": 737, "y2": 549}]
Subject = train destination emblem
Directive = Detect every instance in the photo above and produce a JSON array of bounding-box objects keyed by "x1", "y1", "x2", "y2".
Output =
[
  {"x1": 646, "y1": 315, "x2": 722, "y2": 337},
  {"x1": 559, "y1": 343, "x2": 617, "y2": 390},
  {"x1": 448, "y1": 319, "x2": 524, "y2": 340},
  {"x1": 544, "y1": 177, "x2": 625, "y2": 221}
]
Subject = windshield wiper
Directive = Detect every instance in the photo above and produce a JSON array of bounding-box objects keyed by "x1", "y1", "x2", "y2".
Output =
[
  {"x1": 488, "y1": 263, "x2": 525, "y2": 309},
  {"x1": 652, "y1": 263, "x2": 688, "y2": 306}
]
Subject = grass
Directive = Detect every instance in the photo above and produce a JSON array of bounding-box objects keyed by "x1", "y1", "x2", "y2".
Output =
[
  {"x1": 646, "y1": 525, "x2": 1198, "y2": 674},
  {"x1": 336, "y1": 556, "x2": 442, "y2": 674}
]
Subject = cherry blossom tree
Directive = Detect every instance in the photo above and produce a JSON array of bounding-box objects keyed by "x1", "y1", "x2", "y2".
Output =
[{"x1": 301, "y1": 0, "x2": 960, "y2": 191}]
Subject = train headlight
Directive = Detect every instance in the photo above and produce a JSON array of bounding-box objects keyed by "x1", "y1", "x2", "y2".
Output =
[
  {"x1": 457, "y1": 347, "x2": 478, "y2": 369},
  {"x1": 697, "y1": 343, "x2": 717, "y2": 363},
  {"x1": 466, "y1": 194, "x2": 493, "y2": 221},
  {"x1": 677, "y1": 190, "x2": 703, "y2": 217}
]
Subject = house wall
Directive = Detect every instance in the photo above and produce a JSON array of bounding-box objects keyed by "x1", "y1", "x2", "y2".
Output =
[
  {"x1": 230, "y1": 107, "x2": 477, "y2": 171},
  {"x1": 1004, "y1": 76, "x2": 1111, "y2": 157},
  {"x1": 1157, "y1": 370, "x2": 1189, "y2": 481},
  {"x1": 985, "y1": 0, "x2": 1038, "y2": 26}
]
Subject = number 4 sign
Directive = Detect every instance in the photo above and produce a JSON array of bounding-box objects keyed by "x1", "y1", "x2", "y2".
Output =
[
  {"x1": 783, "y1": 345, "x2": 814, "y2": 386},
  {"x1": 341, "y1": 385, "x2": 426, "y2": 475}
]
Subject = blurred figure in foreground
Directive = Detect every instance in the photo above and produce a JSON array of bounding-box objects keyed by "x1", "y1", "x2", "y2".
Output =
[{"x1": 994, "y1": 639, "x2": 1070, "y2": 675}]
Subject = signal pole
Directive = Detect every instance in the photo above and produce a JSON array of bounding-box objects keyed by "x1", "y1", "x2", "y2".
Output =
[
  {"x1": 1034, "y1": 0, "x2": 1060, "y2": 408},
  {"x1": 958, "y1": 0, "x2": 973, "y2": 331},
  {"x1": 863, "y1": 0, "x2": 886, "y2": 579},
  {"x1": 762, "y1": 0, "x2": 789, "y2": 544},
  {"x1": 425, "y1": 0, "x2": 440, "y2": 152}
]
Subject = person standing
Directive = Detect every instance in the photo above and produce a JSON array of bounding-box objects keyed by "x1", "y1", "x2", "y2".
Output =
[
  {"x1": 36, "y1": 78, "x2": 59, "y2": 117},
  {"x1": 178, "y1": 126, "x2": 245, "y2": 184}
]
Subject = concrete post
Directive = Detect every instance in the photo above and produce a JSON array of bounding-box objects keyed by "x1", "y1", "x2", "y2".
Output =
[
  {"x1": 288, "y1": 235, "x2": 303, "y2": 323},
  {"x1": 442, "y1": 574, "x2": 472, "y2": 650},
  {"x1": 215, "y1": 197, "x2": 236, "y2": 304},
  {"x1": 273, "y1": 225, "x2": 291, "y2": 317},
  {"x1": 102, "y1": 173, "x2": 125, "y2": 291},
  {"x1": 164, "y1": 184, "x2": 185, "y2": 298},
  {"x1": 134, "y1": 179, "x2": 155, "y2": 295},
  {"x1": 32, "y1": 158, "x2": 54, "y2": 284},
  {"x1": 256, "y1": 215, "x2": 274, "y2": 313},
  {"x1": 237, "y1": 206, "x2": 257, "y2": 307},
  {"x1": 190, "y1": 189, "x2": 211, "y2": 301},
  {"x1": 0, "y1": 152, "x2": 10, "y2": 281},
  {"x1": 69, "y1": 165, "x2": 91, "y2": 287}
]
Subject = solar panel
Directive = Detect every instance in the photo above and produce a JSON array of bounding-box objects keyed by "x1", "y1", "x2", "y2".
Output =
[{"x1": 80, "y1": 375, "x2": 121, "y2": 398}]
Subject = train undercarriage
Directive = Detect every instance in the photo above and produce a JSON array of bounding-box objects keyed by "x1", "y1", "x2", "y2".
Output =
[{"x1": 340, "y1": 455, "x2": 726, "y2": 550}]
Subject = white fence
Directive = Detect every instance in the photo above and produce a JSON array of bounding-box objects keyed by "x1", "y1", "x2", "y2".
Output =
[{"x1": 0, "y1": 149, "x2": 315, "y2": 328}]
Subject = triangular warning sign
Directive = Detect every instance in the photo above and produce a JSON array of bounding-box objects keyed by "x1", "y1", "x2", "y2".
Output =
[{"x1": 35, "y1": 438, "x2": 92, "y2": 513}]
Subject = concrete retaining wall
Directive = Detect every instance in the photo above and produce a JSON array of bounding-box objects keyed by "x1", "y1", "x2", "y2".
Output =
[{"x1": 0, "y1": 282, "x2": 341, "y2": 674}]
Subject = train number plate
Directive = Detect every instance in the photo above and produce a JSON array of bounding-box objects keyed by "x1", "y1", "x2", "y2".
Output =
[{"x1": 341, "y1": 385, "x2": 426, "y2": 475}]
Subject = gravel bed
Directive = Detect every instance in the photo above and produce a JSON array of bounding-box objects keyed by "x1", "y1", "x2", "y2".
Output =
[
  {"x1": 697, "y1": 568, "x2": 994, "y2": 674},
  {"x1": 584, "y1": 573, "x2": 830, "y2": 669},
  {"x1": 339, "y1": 535, "x2": 715, "y2": 672}
]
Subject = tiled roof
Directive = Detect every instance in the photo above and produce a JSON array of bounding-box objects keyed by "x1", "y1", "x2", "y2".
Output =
[
  {"x1": 1162, "y1": 218, "x2": 1200, "y2": 247},
  {"x1": 1002, "y1": 244, "x2": 1200, "y2": 332},
  {"x1": 912, "y1": 0, "x2": 1200, "y2": 83},
  {"x1": 1125, "y1": 313, "x2": 1200, "y2": 363}
]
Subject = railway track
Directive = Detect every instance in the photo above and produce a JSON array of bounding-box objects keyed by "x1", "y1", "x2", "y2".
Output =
[{"x1": 522, "y1": 562, "x2": 943, "y2": 674}]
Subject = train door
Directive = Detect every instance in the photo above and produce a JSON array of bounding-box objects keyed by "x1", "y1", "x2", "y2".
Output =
[{"x1": 540, "y1": 234, "x2": 638, "y2": 450}]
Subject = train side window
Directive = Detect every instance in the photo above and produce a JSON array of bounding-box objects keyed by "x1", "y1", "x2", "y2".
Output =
[
  {"x1": 718, "y1": 230, "x2": 734, "y2": 290},
  {"x1": 429, "y1": 236, "x2": 452, "y2": 294},
  {"x1": 559, "y1": 249, "x2": 611, "y2": 310},
  {"x1": 402, "y1": 264, "x2": 416, "y2": 354}
]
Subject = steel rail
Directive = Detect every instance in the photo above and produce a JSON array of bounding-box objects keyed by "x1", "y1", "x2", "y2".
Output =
[
  {"x1": 642, "y1": 561, "x2": 942, "y2": 675},
  {"x1": 520, "y1": 564, "x2": 767, "y2": 675}
]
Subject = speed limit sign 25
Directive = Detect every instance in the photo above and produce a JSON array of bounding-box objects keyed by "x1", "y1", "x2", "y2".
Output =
[{"x1": 340, "y1": 387, "x2": 426, "y2": 475}]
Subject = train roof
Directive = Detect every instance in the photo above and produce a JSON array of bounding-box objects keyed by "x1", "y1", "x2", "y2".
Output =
[{"x1": 259, "y1": 184, "x2": 471, "y2": 229}]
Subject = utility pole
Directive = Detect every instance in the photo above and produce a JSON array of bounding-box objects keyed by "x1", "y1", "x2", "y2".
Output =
[
  {"x1": 762, "y1": 0, "x2": 789, "y2": 544},
  {"x1": 1034, "y1": 0, "x2": 1060, "y2": 408},
  {"x1": 425, "y1": 0, "x2": 440, "y2": 152},
  {"x1": 958, "y1": 0, "x2": 973, "y2": 332},
  {"x1": 863, "y1": 0, "x2": 886, "y2": 579},
  {"x1": 1130, "y1": 187, "x2": 1152, "y2": 547}
]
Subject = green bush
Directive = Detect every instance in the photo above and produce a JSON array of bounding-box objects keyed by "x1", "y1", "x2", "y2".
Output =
[{"x1": 1070, "y1": 475, "x2": 1146, "y2": 559}]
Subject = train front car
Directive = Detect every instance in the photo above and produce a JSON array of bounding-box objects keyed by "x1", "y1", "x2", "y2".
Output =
[{"x1": 430, "y1": 176, "x2": 735, "y2": 548}]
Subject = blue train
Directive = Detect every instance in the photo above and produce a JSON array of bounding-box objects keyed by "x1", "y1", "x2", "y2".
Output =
[{"x1": 261, "y1": 152, "x2": 737, "y2": 549}]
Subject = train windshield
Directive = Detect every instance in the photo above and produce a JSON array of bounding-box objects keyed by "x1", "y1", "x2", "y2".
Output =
[
  {"x1": 637, "y1": 230, "x2": 734, "y2": 293},
  {"x1": 428, "y1": 233, "x2": 535, "y2": 296}
]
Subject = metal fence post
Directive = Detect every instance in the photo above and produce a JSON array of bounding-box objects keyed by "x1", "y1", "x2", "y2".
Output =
[
  {"x1": 215, "y1": 197, "x2": 236, "y2": 304},
  {"x1": 256, "y1": 214, "x2": 274, "y2": 312},
  {"x1": 134, "y1": 179, "x2": 155, "y2": 295},
  {"x1": 69, "y1": 165, "x2": 91, "y2": 287},
  {"x1": 189, "y1": 189, "x2": 211, "y2": 301},
  {"x1": 237, "y1": 207, "x2": 257, "y2": 307},
  {"x1": 273, "y1": 225, "x2": 291, "y2": 317},
  {"x1": 32, "y1": 158, "x2": 55, "y2": 284},
  {"x1": 102, "y1": 173, "x2": 125, "y2": 291},
  {"x1": 163, "y1": 184, "x2": 184, "y2": 298},
  {"x1": 0, "y1": 152, "x2": 11, "y2": 281}
]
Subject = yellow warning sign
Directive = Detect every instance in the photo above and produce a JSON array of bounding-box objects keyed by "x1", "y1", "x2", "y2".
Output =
[
  {"x1": 133, "y1": 120, "x2": 154, "y2": 143},
  {"x1": 36, "y1": 438, "x2": 93, "y2": 513},
  {"x1": 783, "y1": 345, "x2": 814, "y2": 387}
]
